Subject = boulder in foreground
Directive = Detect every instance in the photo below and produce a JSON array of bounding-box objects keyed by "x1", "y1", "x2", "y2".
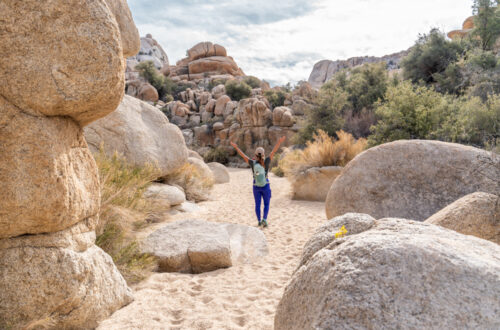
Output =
[
  {"x1": 326, "y1": 140, "x2": 499, "y2": 221},
  {"x1": 291, "y1": 166, "x2": 342, "y2": 201},
  {"x1": 142, "y1": 219, "x2": 268, "y2": 273},
  {"x1": 426, "y1": 192, "x2": 499, "y2": 244},
  {"x1": 275, "y1": 214, "x2": 500, "y2": 330}
]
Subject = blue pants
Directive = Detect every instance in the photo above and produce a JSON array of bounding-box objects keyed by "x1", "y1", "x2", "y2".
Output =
[{"x1": 253, "y1": 182, "x2": 271, "y2": 221}]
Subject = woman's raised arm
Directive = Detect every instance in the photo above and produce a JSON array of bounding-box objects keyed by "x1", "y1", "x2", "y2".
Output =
[
  {"x1": 230, "y1": 141, "x2": 250, "y2": 163},
  {"x1": 269, "y1": 136, "x2": 286, "y2": 160}
]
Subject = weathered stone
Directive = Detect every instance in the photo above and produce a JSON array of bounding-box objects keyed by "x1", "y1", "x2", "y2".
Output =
[
  {"x1": 182, "y1": 129, "x2": 194, "y2": 146},
  {"x1": 188, "y1": 157, "x2": 215, "y2": 184},
  {"x1": 144, "y1": 183, "x2": 186, "y2": 207},
  {"x1": 272, "y1": 106, "x2": 294, "y2": 127},
  {"x1": 206, "y1": 99, "x2": 217, "y2": 112},
  {"x1": 236, "y1": 98, "x2": 272, "y2": 127},
  {"x1": 105, "y1": 0, "x2": 140, "y2": 58},
  {"x1": 213, "y1": 122, "x2": 225, "y2": 131},
  {"x1": 141, "y1": 219, "x2": 268, "y2": 273},
  {"x1": 426, "y1": 192, "x2": 500, "y2": 244},
  {"x1": 0, "y1": 243, "x2": 133, "y2": 329},
  {"x1": 189, "y1": 56, "x2": 243, "y2": 76},
  {"x1": 224, "y1": 101, "x2": 238, "y2": 118},
  {"x1": 0, "y1": 0, "x2": 132, "y2": 126},
  {"x1": 137, "y1": 82, "x2": 159, "y2": 102},
  {"x1": 211, "y1": 84, "x2": 226, "y2": 99},
  {"x1": 193, "y1": 125, "x2": 215, "y2": 146},
  {"x1": 188, "y1": 149, "x2": 203, "y2": 160},
  {"x1": 275, "y1": 216, "x2": 500, "y2": 330},
  {"x1": 215, "y1": 95, "x2": 231, "y2": 116},
  {"x1": 85, "y1": 95, "x2": 188, "y2": 177},
  {"x1": 326, "y1": 140, "x2": 500, "y2": 221},
  {"x1": 187, "y1": 42, "x2": 227, "y2": 61},
  {"x1": 207, "y1": 162, "x2": 230, "y2": 184},
  {"x1": 0, "y1": 100, "x2": 100, "y2": 238},
  {"x1": 200, "y1": 92, "x2": 212, "y2": 105},
  {"x1": 129, "y1": 34, "x2": 169, "y2": 72},
  {"x1": 189, "y1": 115, "x2": 201, "y2": 126},
  {"x1": 291, "y1": 166, "x2": 343, "y2": 201}
]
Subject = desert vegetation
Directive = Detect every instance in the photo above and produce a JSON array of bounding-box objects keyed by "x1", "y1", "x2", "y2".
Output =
[{"x1": 276, "y1": 130, "x2": 366, "y2": 178}]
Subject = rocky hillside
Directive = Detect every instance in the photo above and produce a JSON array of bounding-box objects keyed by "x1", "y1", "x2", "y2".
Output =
[{"x1": 308, "y1": 50, "x2": 408, "y2": 88}]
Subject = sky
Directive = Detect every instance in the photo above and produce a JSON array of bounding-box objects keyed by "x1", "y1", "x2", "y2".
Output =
[{"x1": 128, "y1": 0, "x2": 473, "y2": 86}]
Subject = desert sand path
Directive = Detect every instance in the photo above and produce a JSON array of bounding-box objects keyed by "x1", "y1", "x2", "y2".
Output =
[{"x1": 98, "y1": 168, "x2": 326, "y2": 330}]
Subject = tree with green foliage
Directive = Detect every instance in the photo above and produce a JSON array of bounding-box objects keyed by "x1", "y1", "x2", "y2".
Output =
[
  {"x1": 401, "y1": 29, "x2": 467, "y2": 84},
  {"x1": 224, "y1": 80, "x2": 252, "y2": 101},
  {"x1": 243, "y1": 76, "x2": 261, "y2": 89},
  {"x1": 472, "y1": 0, "x2": 500, "y2": 50}
]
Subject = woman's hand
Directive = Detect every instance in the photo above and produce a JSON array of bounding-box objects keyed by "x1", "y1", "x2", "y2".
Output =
[
  {"x1": 230, "y1": 141, "x2": 238, "y2": 149},
  {"x1": 278, "y1": 136, "x2": 286, "y2": 144}
]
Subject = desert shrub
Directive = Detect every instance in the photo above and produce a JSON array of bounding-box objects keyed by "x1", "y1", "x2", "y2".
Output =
[
  {"x1": 270, "y1": 152, "x2": 285, "y2": 177},
  {"x1": 204, "y1": 146, "x2": 230, "y2": 165},
  {"x1": 243, "y1": 75, "x2": 262, "y2": 89},
  {"x1": 224, "y1": 80, "x2": 252, "y2": 101},
  {"x1": 208, "y1": 78, "x2": 227, "y2": 91},
  {"x1": 401, "y1": 29, "x2": 467, "y2": 84},
  {"x1": 282, "y1": 130, "x2": 366, "y2": 177},
  {"x1": 264, "y1": 89, "x2": 287, "y2": 109},
  {"x1": 164, "y1": 94, "x2": 174, "y2": 103},
  {"x1": 94, "y1": 149, "x2": 163, "y2": 284},
  {"x1": 163, "y1": 163, "x2": 214, "y2": 202},
  {"x1": 136, "y1": 61, "x2": 164, "y2": 91}
]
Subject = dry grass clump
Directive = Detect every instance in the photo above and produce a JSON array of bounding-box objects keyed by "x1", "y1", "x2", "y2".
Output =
[
  {"x1": 163, "y1": 163, "x2": 214, "y2": 202},
  {"x1": 94, "y1": 149, "x2": 165, "y2": 284},
  {"x1": 281, "y1": 130, "x2": 367, "y2": 177}
]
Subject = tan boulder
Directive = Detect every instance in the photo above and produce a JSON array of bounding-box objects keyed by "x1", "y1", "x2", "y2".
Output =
[
  {"x1": 187, "y1": 42, "x2": 227, "y2": 61},
  {"x1": 291, "y1": 166, "x2": 343, "y2": 202},
  {"x1": 188, "y1": 157, "x2": 215, "y2": 185},
  {"x1": 275, "y1": 216, "x2": 500, "y2": 330},
  {"x1": 326, "y1": 140, "x2": 500, "y2": 221},
  {"x1": 236, "y1": 98, "x2": 272, "y2": 127},
  {"x1": 104, "y1": 0, "x2": 140, "y2": 57},
  {"x1": 272, "y1": 106, "x2": 294, "y2": 127},
  {"x1": 426, "y1": 192, "x2": 500, "y2": 244},
  {"x1": 189, "y1": 56, "x2": 243, "y2": 76},
  {"x1": 137, "y1": 82, "x2": 159, "y2": 102},
  {"x1": 0, "y1": 238, "x2": 133, "y2": 329},
  {"x1": 211, "y1": 84, "x2": 227, "y2": 99},
  {"x1": 0, "y1": 0, "x2": 136, "y2": 126},
  {"x1": 0, "y1": 100, "x2": 100, "y2": 239},
  {"x1": 193, "y1": 125, "x2": 215, "y2": 146},
  {"x1": 188, "y1": 149, "x2": 204, "y2": 160},
  {"x1": 207, "y1": 162, "x2": 230, "y2": 184},
  {"x1": 200, "y1": 91, "x2": 212, "y2": 105},
  {"x1": 143, "y1": 183, "x2": 186, "y2": 207},
  {"x1": 85, "y1": 95, "x2": 188, "y2": 177},
  {"x1": 215, "y1": 95, "x2": 231, "y2": 116}
]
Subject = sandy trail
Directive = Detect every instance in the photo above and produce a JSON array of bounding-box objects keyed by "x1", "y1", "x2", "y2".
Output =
[{"x1": 98, "y1": 168, "x2": 325, "y2": 330}]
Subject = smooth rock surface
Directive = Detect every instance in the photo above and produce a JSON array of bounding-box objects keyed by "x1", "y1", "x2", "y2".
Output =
[
  {"x1": 0, "y1": 243, "x2": 133, "y2": 329},
  {"x1": 326, "y1": 140, "x2": 500, "y2": 221},
  {"x1": 85, "y1": 95, "x2": 188, "y2": 177},
  {"x1": 0, "y1": 0, "x2": 131, "y2": 126},
  {"x1": 142, "y1": 219, "x2": 268, "y2": 273},
  {"x1": 0, "y1": 100, "x2": 100, "y2": 238},
  {"x1": 275, "y1": 217, "x2": 500, "y2": 330},
  {"x1": 291, "y1": 166, "x2": 342, "y2": 201},
  {"x1": 188, "y1": 157, "x2": 216, "y2": 184},
  {"x1": 426, "y1": 192, "x2": 500, "y2": 244},
  {"x1": 144, "y1": 183, "x2": 186, "y2": 207},
  {"x1": 208, "y1": 162, "x2": 231, "y2": 184}
]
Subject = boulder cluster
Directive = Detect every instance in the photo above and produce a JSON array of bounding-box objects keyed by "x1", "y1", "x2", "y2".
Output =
[{"x1": 0, "y1": 0, "x2": 139, "y2": 327}]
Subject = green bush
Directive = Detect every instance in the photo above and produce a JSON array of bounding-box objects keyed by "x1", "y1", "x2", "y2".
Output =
[
  {"x1": 401, "y1": 29, "x2": 467, "y2": 84},
  {"x1": 225, "y1": 80, "x2": 252, "y2": 101},
  {"x1": 243, "y1": 76, "x2": 262, "y2": 88},
  {"x1": 203, "y1": 146, "x2": 230, "y2": 165},
  {"x1": 135, "y1": 61, "x2": 179, "y2": 101},
  {"x1": 264, "y1": 89, "x2": 287, "y2": 109}
]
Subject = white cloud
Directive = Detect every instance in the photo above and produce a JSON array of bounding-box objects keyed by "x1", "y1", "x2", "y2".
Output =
[{"x1": 129, "y1": 0, "x2": 472, "y2": 85}]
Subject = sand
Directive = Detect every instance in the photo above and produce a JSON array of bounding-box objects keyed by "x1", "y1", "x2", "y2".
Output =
[{"x1": 98, "y1": 168, "x2": 326, "y2": 330}]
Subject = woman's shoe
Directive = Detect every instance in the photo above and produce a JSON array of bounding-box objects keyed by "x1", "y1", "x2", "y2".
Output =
[{"x1": 262, "y1": 219, "x2": 268, "y2": 227}]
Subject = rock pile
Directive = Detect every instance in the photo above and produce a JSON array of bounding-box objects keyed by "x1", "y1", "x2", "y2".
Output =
[
  {"x1": 275, "y1": 214, "x2": 500, "y2": 329},
  {"x1": 0, "y1": 0, "x2": 137, "y2": 327},
  {"x1": 170, "y1": 41, "x2": 244, "y2": 81}
]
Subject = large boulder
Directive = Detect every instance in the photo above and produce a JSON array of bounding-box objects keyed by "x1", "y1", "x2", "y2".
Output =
[
  {"x1": 0, "y1": 101, "x2": 100, "y2": 238},
  {"x1": 187, "y1": 157, "x2": 215, "y2": 184},
  {"x1": 129, "y1": 34, "x2": 170, "y2": 73},
  {"x1": 207, "y1": 162, "x2": 230, "y2": 184},
  {"x1": 137, "y1": 82, "x2": 159, "y2": 102},
  {"x1": 0, "y1": 220, "x2": 133, "y2": 329},
  {"x1": 141, "y1": 219, "x2": 268, "y2": 273},
  {"x1": 236, "y1": 98, "x2": 272, "y2": 127},
  {"x1": 275, "y1": 215, "x2": 500, "y2": 330},
  {"x1": 326, "y1": 140, "x2": 500, "y2": 221},
  {"x1": 214, "y1": 95, "x2": 231, "y2": 116},
  {"x1": 0, "y1": 0, "x2": 132, "y2": 126},
  {"x1": 291, "y1": 166, "x2": 343, "y2": 202},
  {"x1": 143, "y1": 183, "x2": 186, "y2": 207},
  {"x1": 188, "y1": 56, "x2": 243, "y2": 76},
  {"x1": 272, "y1": 106, "x2": 294, "y2": 127},
  {"x1": 85, "y1": 95, "x2": 188, "y2": 177},
  {"x1": 187, "y1": 41, "x2": 227, "y2": 61},
  {"x1": 426, "y1": 192, "x2": 500, "y2": 244}
]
